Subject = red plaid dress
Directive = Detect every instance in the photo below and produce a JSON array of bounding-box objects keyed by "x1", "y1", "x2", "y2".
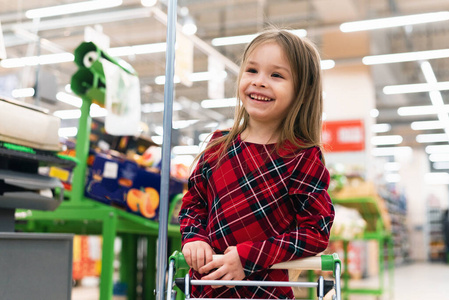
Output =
[{"x1": 179, "y1": 131, "x2": 334, "y2": 299}]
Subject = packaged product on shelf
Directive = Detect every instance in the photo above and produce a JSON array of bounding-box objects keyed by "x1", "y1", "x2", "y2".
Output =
[
  {"x1": 331, "y1": 204, "x2": 366, "y2": 240},
  {"x1": 85, "y1": 151, "x2": 184, "y2": 221}
]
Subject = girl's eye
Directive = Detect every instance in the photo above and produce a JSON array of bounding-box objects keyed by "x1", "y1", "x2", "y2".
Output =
[
  {"x1": 246, "y1": 68, "x2": 257, "y2": 73},
  {"x1": 272, "y1": 73, "x2": 283, "y2": 78}
]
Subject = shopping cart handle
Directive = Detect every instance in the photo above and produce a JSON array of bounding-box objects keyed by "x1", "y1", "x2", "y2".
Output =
[
  {"x1": 213, "y1": 253, "x2": 340, "y2": 273},
  {"x1": 168, "y1": 251, "x2": 341, "y2": 300},
  {"x1": 270, "y1": 256, "x2": 322, "y2": 270},
  {"x1": 170, "y1": 251, "x2": 340, "y2": 275}
]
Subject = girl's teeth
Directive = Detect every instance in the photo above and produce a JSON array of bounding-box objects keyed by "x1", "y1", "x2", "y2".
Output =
[{"x1": 251, "y1": 94, "x2": 271, "y2": 101}]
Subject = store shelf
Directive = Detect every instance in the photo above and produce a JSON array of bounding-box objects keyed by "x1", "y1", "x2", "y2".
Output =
[
  {"x1": 330, "y1": 183, "x2": 394, "y2": 300},
  {"x1": 426, "y1": 206, "x2": 446, "y2": 262}
]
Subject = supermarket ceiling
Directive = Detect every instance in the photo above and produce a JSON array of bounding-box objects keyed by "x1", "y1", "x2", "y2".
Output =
[{"x1": 0, "y1": 0, "x2": 448, "y2": 169}]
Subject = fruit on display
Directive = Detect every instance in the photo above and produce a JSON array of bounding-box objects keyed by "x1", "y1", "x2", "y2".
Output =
[
  {"x1": 126, "y1": 187, "x2": 160, "y2": 219},
  {"x1": 140, "y1": 187, "x2": 160, "y2": 218}
]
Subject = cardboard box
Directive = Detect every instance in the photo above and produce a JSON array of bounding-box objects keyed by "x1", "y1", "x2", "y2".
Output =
[{"x1": 85, "y1": 152, "x2": 183, "y2": 221}]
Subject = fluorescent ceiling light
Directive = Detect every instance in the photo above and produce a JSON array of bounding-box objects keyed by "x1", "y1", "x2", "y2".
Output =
[
  {"x1": 155, "y1": 75, "x2": 180, "y2": 85},
  {"x1": 429, "y1": 153, "x2": 449, "y2": 162},
  {"x1": 107, "y1": 42, "x2": 166, "y2": 56},
  {"x1": 26, "y1": 0, "x2": 122, "y2": 19},
  {"x1": 425, "y1": 145, "x2": 449, "y2": 154},
  {"x1": 199, "y1": 133, "x2": 213, "y2": 142},
  {"x1": 173, "y1": 120, "x2": 199, "y2": 129},
  {"x1": 397, "y1": 105, "x2": 449, "y2": 116},
  {"x1": 58, "y1": 127, "x2": 78, "y2": 138},
  {"x1": 411, "y1": 120, "x2": 444, "y2": 131},
  {"x1": 182, "y1": 15, "x2": 197, "y2": 36},
  {"x1": 321, "y1": 60, "x2": 335, "y2": 70},
  {"x1": 383, "y1": 81, "x2": 449, "y2": 95},
  {"x1": 363, "y1": 48, "x2": 449, "y2": 65},
  {"x1": 171, "y1": 155, "x2": 195, "y2": 166},
  {"x1": 154, "y1": 71, "x2": 228, "y2": 85},
  {"x1": 153, "y1": 126, "x2": 164, "y2": 136},
  {"x1": 433, "y1": 161, "x2": 449, "y2": 170},
  {"x1": 172, "y1": 145, "x2": 200, "y2": 155},
  {"x1": 53, "y1": 104, "x2": 107, "y2": 120},
  {"x1": 371, "y1": 123, "x2": 391, "y2": 133},
  {"x1": 11, "y1": 88, "x2": 35, "y2": 98},
  {"x1": 1, "y1": 53, "x2": 74, "y2": 68},
  {"x1": 201, "y1": 97, "x2": 237, "y2": 108},
  {"x1": 424, "y1": 172, "x2": 449, "y2": 185},
  {"x1": 371, "y1": 146, "x2": 412, "y2": 157},
  {"x1": 141, "y1": 102, "x2": 182, "y2": 113},
  {"x1": 189, "y1": 71, "x2": 227, "y2": 81},
  {"x1": 1, "y1": 42, "x2": 167, "y2": 68},
  {"x1": 151, "y1": 136, "x2": 163, "y2": 145},
  {"x1": 340, "y1": 11, "x2": 449, "y2": 32},
  {"x1": 204, "y1": 122, "x2": 219, "y2": 128},
  {"x1": 370, "y1": 109, "x2": 379, "y2": 118},
  {"x1": 416, "y1": 133, "x2": 449, "y2": 143},
  {"x1": 421, "y1": 61, "x2": 438, "y2": 84},
  {"x1": 371, "y1": 135, "x2": 403, "y2": 146},
  {"x1": 56, "y1": 92, "x2": 82, "y2": 108},
  {"x1": 89, "y1": 104, "x2": 107, "y2": 118},
  {"x1": 420, "y1": 61, "x2": 449, "y2": 138},
  {"x1": 211, "y1": 29, "x2": 307, "y2": 46},
  {"x1": 53, "y1": 109, "x2": 81, "y2": 120}
]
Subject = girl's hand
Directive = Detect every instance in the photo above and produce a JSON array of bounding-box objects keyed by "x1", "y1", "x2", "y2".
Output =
[
  {"x1": 182, "y1": 241, "x2": 214, "y2": 272},
  {"x1": 199, "y1": 246, "x2": 245, "y2": 288}
]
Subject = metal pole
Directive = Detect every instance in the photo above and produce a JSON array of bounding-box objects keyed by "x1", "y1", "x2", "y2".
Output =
[{"x1": 155, "y1": 0, "x2": 177, "y2": 299}]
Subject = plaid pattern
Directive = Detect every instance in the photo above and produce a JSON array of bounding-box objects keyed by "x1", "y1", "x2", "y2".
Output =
[{"x1": 179, "y1": 130, "x2": 334, "y2": 299}]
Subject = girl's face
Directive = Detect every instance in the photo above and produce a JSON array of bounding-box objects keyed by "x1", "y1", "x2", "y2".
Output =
[{"x1": 239, "y1": 42, "x2": 295, "y2": 129}]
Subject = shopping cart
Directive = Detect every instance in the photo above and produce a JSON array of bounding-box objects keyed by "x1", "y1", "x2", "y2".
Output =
[{"x1": 166, "y1": 251, "x2": 341, "y2": 300}]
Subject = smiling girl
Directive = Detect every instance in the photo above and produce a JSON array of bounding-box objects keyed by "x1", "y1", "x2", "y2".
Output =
[{"x1": 179, "y1": 28, "x2": 335, "y2": 299}]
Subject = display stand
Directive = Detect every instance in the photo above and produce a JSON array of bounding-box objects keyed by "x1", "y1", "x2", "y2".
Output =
[
  {"x1": 0, "y1": 109, "x2": 76, "y2": 299},
  {"x1": 331, "y1": 194, "x2": 394, "y2": 300},
  {"x1": 16, "y1": 41, "x2": 183, "y2": 300}
]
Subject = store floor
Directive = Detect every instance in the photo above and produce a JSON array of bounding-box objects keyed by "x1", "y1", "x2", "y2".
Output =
[{"x1": 72, "y1": 261, "x2": 449, "y2": 300}]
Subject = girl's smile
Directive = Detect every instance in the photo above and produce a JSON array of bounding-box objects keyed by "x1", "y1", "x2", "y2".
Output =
[{"x1": 248, "y1": 93, "x2": 274, "y2": 102}]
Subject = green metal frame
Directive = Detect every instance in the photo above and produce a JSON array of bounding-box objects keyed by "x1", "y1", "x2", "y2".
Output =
[
  {"x1": 16, "y1": 42, "x2": 184, "y2": 300},
  {"x1": 331, "y1": 196, "x2": 394, "y2": 300},
  {"x1": 18, "y1": 197, "x2": 182, "y2": 300},
  {"x1": 168, "y1": 251, "x2": 342, "y2": 300}
]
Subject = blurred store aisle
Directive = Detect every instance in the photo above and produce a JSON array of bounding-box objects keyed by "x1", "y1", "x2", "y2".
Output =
[
  {"x1": 390, "y1": 262, "x2": 449, "y2": 300},
  {"x1": 72, "y1": 262, "x2": 449, "y2": 300},
  {"x1": 341, "y1": 262, "x2": 449, "y2": 300}
]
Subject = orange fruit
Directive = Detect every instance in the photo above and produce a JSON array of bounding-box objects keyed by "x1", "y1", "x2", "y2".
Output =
[
  {"x1": 127, "y1": 188, "x2": 147, "y2": 212},
  {"x1": 140, "y1": 187, "x2": 160, "y2": 218}
]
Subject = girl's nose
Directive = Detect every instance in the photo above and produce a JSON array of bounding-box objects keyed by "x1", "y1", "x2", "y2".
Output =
[{"x1": 252, "y1": 74, "x2": 266, "y2": 87}]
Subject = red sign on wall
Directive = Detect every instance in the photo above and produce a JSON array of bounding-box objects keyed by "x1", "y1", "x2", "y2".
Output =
[{"x1": 323, "y1": 120, "x2": 365, "y2": 152}]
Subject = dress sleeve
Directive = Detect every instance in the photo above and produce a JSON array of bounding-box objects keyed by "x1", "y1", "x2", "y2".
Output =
[
  {"x1": 236, "y1": 147, "x2": 335, "y2": 277},
  {"x1": 178, "y1": 130, "x2": 225, "y2": 248},
  {"x1": 178, "y1": 152, "x2": 211, "y2": 248}
]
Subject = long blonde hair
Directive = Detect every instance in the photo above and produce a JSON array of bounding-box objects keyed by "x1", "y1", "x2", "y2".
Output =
[{"x1": 197, "y1": 27, "x2": 324, "y2": 164}]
